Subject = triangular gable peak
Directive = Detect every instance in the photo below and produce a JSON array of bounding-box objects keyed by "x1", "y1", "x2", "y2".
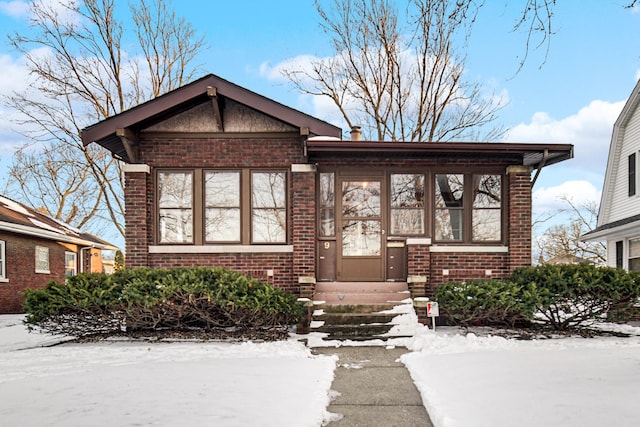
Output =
[
  {"x1": 81, "y1": 74, "x2": 342, "y2": 163},
  {"x1": 597, "y1": 79, "x2": 640, "y2": 227}
]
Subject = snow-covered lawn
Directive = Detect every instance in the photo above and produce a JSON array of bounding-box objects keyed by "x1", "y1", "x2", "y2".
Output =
[
  {"x1": 402, "y1": 325, "x2": 640, "y2": 427},
  {"x1": 0, "y1": 315, "x2": 337, "y2": 427},
  {"x1": 2, "y1": 314, "x2": 640, "y2": 427}
]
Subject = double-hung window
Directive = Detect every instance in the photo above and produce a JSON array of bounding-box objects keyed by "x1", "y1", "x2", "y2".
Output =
[
  {"x1": 629, "y1": 238, "x2": 640, "y2": 271},
  {"x1": 65, "y1": 252, "x2": 77, "y2": 277},
  {"x1": 390, "y1": 174, "x2": 425, "y2": 235},
  {"x1": 158, "y1": 169, "x2": 287, "y2": 245},
  {"x1": 158, "y1": 171, "x2": 193, "y2": 243},
  {"x1": 434, "y1": 173, "x2": 502, "y2": 243}
]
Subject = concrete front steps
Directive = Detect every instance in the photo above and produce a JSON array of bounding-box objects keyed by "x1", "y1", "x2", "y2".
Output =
[{"x1": 311, "y1": 282, "x2": 415, "y2": 341}]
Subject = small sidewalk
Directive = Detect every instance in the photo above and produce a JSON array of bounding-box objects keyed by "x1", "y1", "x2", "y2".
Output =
[{"x1": 313, "y1": 346, "x2": 434, "y2": 427}]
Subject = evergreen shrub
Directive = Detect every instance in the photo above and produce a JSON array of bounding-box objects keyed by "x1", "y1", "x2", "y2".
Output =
[{"x1": 23, "y1": 267, "x2": 304, "y2": 339}]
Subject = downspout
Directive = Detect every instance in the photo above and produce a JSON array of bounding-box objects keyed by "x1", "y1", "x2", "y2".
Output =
[{"x1": 531, "y1": 149, "x2": 549, "y2": 187}]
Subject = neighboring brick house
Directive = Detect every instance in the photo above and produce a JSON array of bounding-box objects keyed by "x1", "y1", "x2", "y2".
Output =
[
  {"x1": 81, "y1": 73, "x2": 572, "y2": 301},
  {"x1": 0, "y1": 196, "x2": 118, "y2": 313}
]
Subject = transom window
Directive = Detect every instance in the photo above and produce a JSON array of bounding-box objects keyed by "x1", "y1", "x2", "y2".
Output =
[{"x1": 158, "y1": 169, "x2": 287, "y2": 245}]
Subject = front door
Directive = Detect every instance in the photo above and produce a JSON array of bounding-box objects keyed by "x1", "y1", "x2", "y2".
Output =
[{"x1": 338, "y1": 178, "x2": 385, "y2": 281}]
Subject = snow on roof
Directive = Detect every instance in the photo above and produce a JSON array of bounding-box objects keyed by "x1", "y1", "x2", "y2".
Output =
[{"x1": 0, "y1": 195, "x2": 33, "y2": 217}]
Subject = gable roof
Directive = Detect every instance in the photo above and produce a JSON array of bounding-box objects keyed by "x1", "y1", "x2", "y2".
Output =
[
  {"x1": 81, "y1": 74, "x2": 342, "y2": 163},
  {"x1": 596, "y1": 79, "x2": 640, "y2": 228},
  {"x1": 0, "y1": 195, "x2": 118, "y2": 250}
]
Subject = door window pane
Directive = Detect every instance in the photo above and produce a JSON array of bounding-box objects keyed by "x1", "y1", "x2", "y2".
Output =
[
  {"x1": 435, "y1": 174, "x2": 463, "y2": 241},
  {"x1": 390, "y1": 174, "x2": 424, "y2": 235},
  {"x1": 158, "y1": 171, "x2": 193, "y2": 243},
  {"x1": 252, "y1": 172, "x2": 286, "y2": 243},
  {"x1": 342, "y1": 181, "x2": 380, "y2": 218},
  {"x1": 342, "y1": 220, "x2": 381, "y2": 256},
  {"x1": 205, "y1": 171, "x2": 240, "y2": 242}
]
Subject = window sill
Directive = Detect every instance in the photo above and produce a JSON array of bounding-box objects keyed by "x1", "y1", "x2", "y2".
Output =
[
  {"x1": 429, "y1": 245, "x2": 508, "y2": 253},
  {"x1": 35, "y1": 270, "x2": 51, "y2": 274},
  {"x1": 0, "y1": 278, "x2": 8, "y2": 283},
  {"x1": 149, "y1": 245, "x2": 294, "y2": 254}
]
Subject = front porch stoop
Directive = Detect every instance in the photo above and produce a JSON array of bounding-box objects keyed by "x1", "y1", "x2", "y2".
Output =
[{"x1": 311, "y1": 282, "x2": 415, "y2": 341}]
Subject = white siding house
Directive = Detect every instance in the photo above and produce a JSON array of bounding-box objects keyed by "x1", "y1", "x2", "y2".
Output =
[{"x1": 583, "y1": 79, "x2": 640, "y2": 270}]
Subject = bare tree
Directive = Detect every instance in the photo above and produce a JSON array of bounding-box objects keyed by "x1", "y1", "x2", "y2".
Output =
[
  {"x1": 282, "y1": 0, "x2": 505, "y2": 142},
  {"x1": 535, "y1": 196, "x2": 606, "y2": 265},
  {"x1": 3, "y1": 0, "x2": 205, "y2": 238}
]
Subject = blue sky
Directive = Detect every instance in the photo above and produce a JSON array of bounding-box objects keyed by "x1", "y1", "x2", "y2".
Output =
[{"x1": 0, "y1": 0, "x2": 639, "y2": 248}]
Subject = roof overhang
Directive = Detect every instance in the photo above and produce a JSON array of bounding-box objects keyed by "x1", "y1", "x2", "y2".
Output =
[
  {"x1": 305, "y1": 140, "x2": 574, "y2": 168},
  {"x1": 582, "y1": 214, "x2": 640, "y2": 241},
  {"x1": 81, "y1": 74, "x2": 342, "y2": 163},
  {"x1": 0, "y1": 221, "x2": 118, "y2": 250}
]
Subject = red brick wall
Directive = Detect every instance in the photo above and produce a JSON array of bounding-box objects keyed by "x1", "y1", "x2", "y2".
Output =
[
  {"x1": 0, "y1": 232, "x2": 67, "y2": 313},
  {"x1": 507, "y1": 166, "x2": 533, "y2": 271},
  {"x1": 291, "y1": 169, "x2": 317, "y2": 297}
]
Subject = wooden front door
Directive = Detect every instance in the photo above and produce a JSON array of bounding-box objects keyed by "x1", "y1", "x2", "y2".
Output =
[{"x1": 337, "y1": 178, "x2": 385, "y2": 281}]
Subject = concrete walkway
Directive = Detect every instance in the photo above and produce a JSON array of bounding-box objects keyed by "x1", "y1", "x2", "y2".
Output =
[{"x1": 313, "y1": 346, "x2": 434, "y2": 427}]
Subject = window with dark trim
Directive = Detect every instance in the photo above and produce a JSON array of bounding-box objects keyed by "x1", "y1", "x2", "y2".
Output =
[
  {"x1": 0, "y1": 240, "x2": 6, "y2": 280},
  {"x1": 390, "y1": 174, "x2": 425, "y2": 235},
  {"x1": 434, "y1": 173, "x2": 502, "y2": 243},
  {"x1": 629, "y1": 153, "x2": 636, "y2": 197},
  {"x1": 616, "y1": 240, "x2": 624, "y2": 269},
  {"x1": 158, "y1": 171, "x2": 193, "y2": 243},
  {"x1": 157, "y1": 169, "x2": 287, "y2": 245},
  {"x1": 319, "y1": 172, "x2": 335, "y2": 237}
]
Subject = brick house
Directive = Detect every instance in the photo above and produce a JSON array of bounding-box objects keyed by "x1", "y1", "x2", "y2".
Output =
[
  {"x1": 0, "y1": 195, "x2": 118, "y2": 313},
  {"x1": 81, "y1": 74, "x2": 572, "y2": 304}
]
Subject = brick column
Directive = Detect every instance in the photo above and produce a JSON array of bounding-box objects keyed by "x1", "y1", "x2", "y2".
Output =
[
  {"x1": 507, "y1": 165, "x2": 533, "y2": 272},
  {"x1": 291, "y1": 164, "x2": 317, "y2": 298},
  {"x1": 124, "y1": 164, "x2": 150, "y2": 268}
]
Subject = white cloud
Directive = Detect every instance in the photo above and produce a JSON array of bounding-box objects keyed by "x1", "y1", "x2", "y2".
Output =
[
  {"x1": 505, "y1": 99, "x2": 625, "y2": 174},
  {"x1": 532, "y1": 180, "x2": 601, "y2": 214},
  {"x1": 0, "y1": 1, "x2": 29, "y2": 18}
]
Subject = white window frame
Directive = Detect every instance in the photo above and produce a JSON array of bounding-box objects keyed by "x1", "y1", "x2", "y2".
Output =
[
  {"x1": 65, "y1": 251, "x2": 77, "y2": 277},
  {"x1": 35, "y1": 245, "x2": 50, "y2": 274},
  {"x1": 0, "y1": 240, "x2": 6, "y2": 281}
]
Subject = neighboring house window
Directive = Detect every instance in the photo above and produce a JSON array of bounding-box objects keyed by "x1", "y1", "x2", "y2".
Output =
[
  {"x1": 629, "y1": 238, "x2": 640, "y2": 272},
  {"x1": 158, "y1": 171, "x2": 193, "y2": 243},
  {"x1": 616, "y1": 241, "x2": 624, "y2": 269},
  {"x1": 390, "y1": 174, "x2": 425, "y2": 235},
  {"x1": 35, "y1": 246, "x2": 50, "y2": 274},
  {"x1": 65, "y1": 252, "x2": 77, "y2": 277},
  {"x1": 629, "y1": 153, "x2": 636, "y2": 197},
  {"x1": 434, "y1": 173, "x2": 502, "y2": 242},
  {"x1": 157, "y1": 169, "x2": 288, "y2": 245},
  {"x1": 0, "y1": 240, "x2": 6, "y2": 280}
]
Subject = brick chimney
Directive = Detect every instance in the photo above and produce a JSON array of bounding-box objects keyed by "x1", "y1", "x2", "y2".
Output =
[{"x1": 350, "y1": 126, "x2": 362, "y2": 141}]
